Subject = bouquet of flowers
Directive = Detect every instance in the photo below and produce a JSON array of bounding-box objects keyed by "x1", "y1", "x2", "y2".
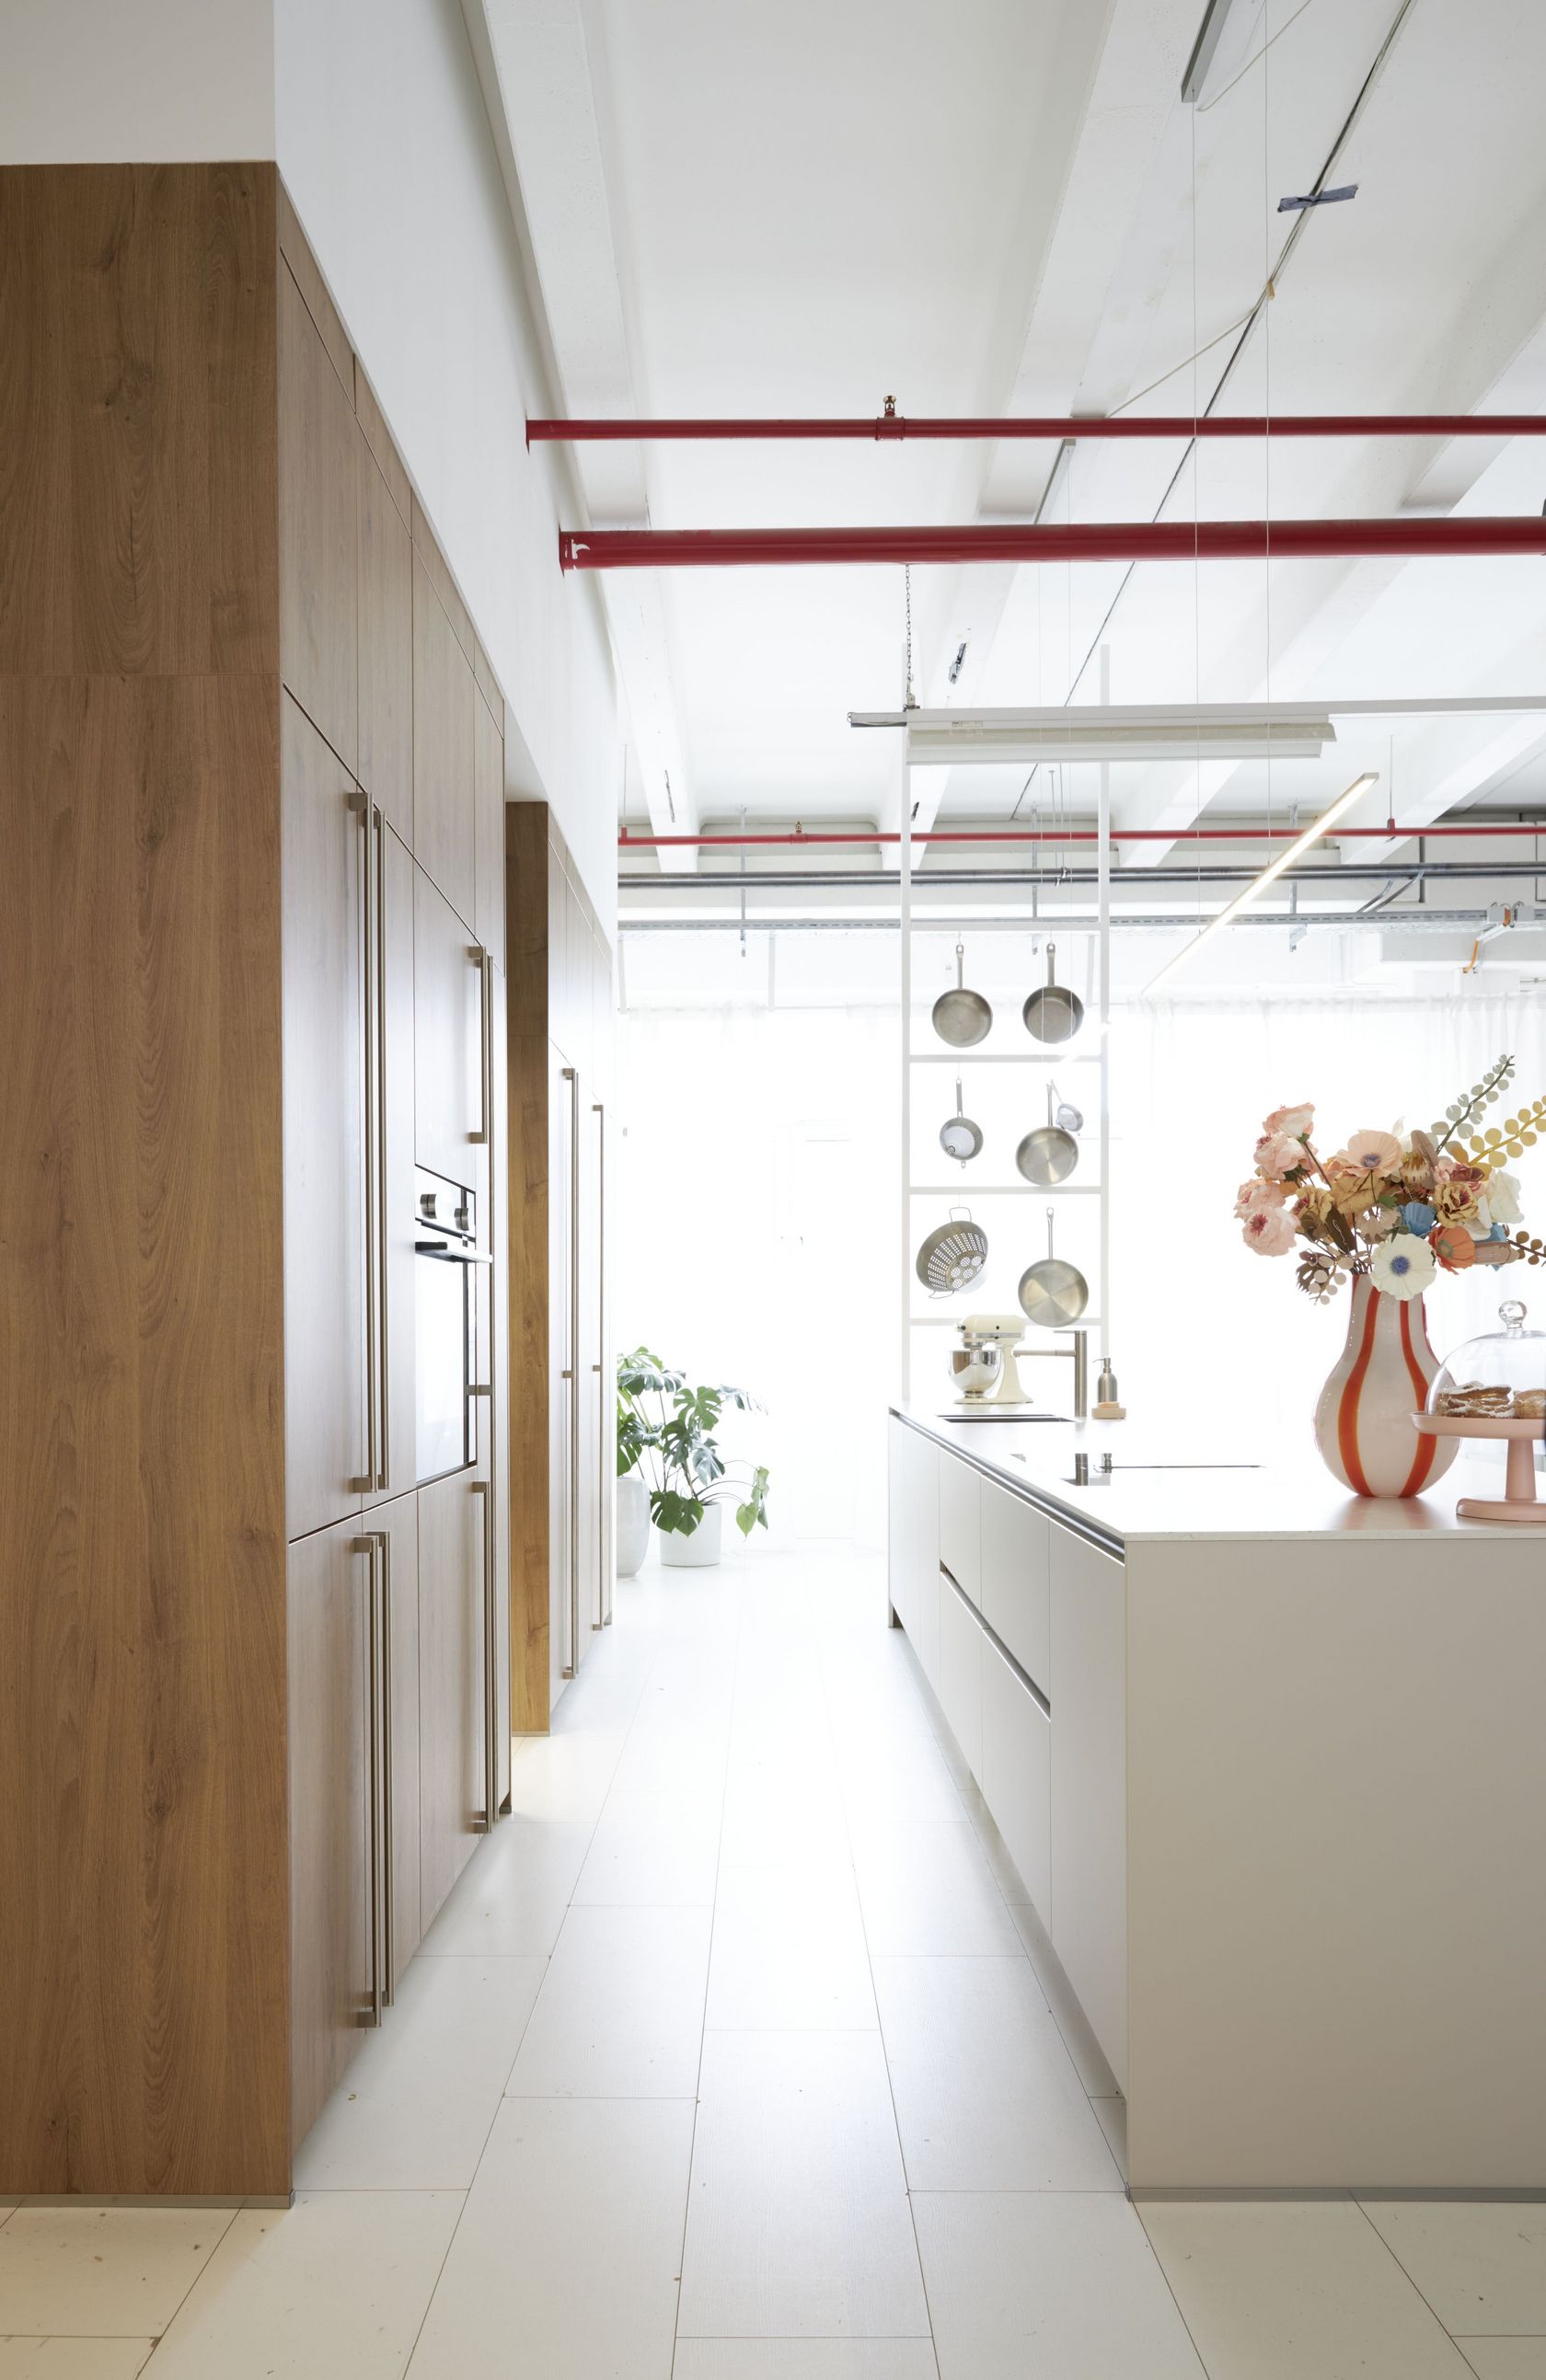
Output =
[{"x1": 1237, "y1": 1054, "x2": 1546, "y2": 1303}]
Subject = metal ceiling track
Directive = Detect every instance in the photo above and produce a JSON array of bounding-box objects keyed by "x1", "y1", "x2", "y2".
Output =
[
  {"x1": 562, "y1": 519, "x2": 1546, "y2": 570},
  {"x1": 532, "y1": 412, "x2": 1546, "y2": 444},
  {"x1": 617, "y1": 822, "x2": 1546, "y2": 850}
]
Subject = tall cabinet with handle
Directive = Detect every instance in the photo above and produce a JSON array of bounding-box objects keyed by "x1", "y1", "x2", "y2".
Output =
[
  {"x1": 0, "y1": 162, "x2": 513, "y2": 2198},
  {"x1": 506, "y1": 803, "x2": 616, "y2": 1729}
]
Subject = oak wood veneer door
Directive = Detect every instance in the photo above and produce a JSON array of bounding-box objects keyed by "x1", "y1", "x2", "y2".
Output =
[
  {"x1": 419, "y1": 1469, "x2": 488, "y2": 1927},
  {"x1": 356, "y1": 436, "x2": 412, "y2": 844},
  {"x1": 289, "y1": 1518, "x2": 371, "y2": 2149},
  {"x1": 412, "y1": 550, "x2": 476, "y2": 928},
  {"x1": 377, "y1": 819, "x2": 418, "y2": 1501},
  {"x1": 362, "y1": 1490, "x2": 423, "y2": 1989},
  {"x1": 283, "y1": 691, "x2": 365, "y2": 1539},
  {"x1": 474, "y1": 686, "x2": 505, "y2": 972},
  {"x1": 278, "y1": 259, "x2": 357, "y2": 773}
]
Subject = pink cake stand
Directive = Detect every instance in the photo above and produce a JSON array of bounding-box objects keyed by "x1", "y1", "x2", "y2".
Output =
[{"x1": 1413, "y1": 1413, "x2": 1546, "y2": 1523}]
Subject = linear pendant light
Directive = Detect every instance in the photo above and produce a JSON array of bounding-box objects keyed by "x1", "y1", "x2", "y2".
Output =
[{"x1": 1142, "y1": 772, "x2": 1379, "y2": 993}]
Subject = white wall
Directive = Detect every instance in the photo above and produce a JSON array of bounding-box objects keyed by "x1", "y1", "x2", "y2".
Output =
[
  {"x1": 0, "y1": 0, "x2": 623, "y2": 927},
  {"x1": 0, "y1": 0, "x2": 275, "y2": 160},
  {"x1": 274, "y1": 0, "x2": 621, "y2": 926}
]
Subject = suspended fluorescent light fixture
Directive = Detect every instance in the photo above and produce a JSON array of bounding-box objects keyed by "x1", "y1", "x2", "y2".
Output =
[
  {"x1": 1143, "y1": 771, "x2": 1379, "y2": 994},
  {"x1": 848, "y1": 702, "x2": 1337, "y2": 765}
]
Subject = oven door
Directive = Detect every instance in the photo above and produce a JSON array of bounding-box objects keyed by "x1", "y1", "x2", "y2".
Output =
[
  {"x1": 415, "y1": 1246, "x2": 474, "y2": 1482},
  {"x1": 413, "y1": 1172, "x2": 490, "y2": 1483}
]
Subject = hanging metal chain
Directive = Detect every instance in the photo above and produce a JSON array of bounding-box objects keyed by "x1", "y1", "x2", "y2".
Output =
[{"x1": 904, "y1": 563, "x2": 918, "y2": 710}]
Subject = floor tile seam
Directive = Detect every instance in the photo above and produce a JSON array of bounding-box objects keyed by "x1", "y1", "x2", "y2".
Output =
[
  {"x1": 670, "y1": 1585, "x2": 747, "y2": 2380},
  {"x1": 813, "y1": 1630, "x2": 941, "y2": 2379},
  {"x1": 1351, "y1": 2193, "x2": 1485, "y2": 2349},
  {"x1": 52, "y1": 2200, "x2": 240, "y2": 2366},
  {"x1": 394, "y1": 1902, "x2": 563, "y2": 2371}
]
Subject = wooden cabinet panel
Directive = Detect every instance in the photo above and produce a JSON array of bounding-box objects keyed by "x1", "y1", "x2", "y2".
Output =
[
  {"x1": 279, "y1": 261, "x2": 357, "y2": 771},
  {"x1": 474, "y1": 690, "x2": 504, "y2": 972},
  {"x1": 283, "y1": 692, "x2": 365, "y2": 1539},
  {"x1": 374, "y1": 1492, "x2": 422, "y2": 1987},
  {"x1": 376, "y1": 821, "x2": 418, "y2": 1502},
  {"x1": 982, "y1": 1638, "x2": 1052, "y2": 1922},
  {"x1": 289, "y1": 1519, "x2": 371, "y2": 2149},
  {"x1": 357, "y1": 439, "x2": 412, "y2": 842},
  {"x1": 938, "y1": 1569, "x2": 984, "y2": 1783},
  {"x1": 412, "y1": 551, "x2": 475, "y2": 927},
  {"x1": 412, "y1": 861, "x2": 486, "y2": 1208},
  {"x1": 939, "y1": 1454, "x2": 982, "y2": 1608},
  {"x1": 981, "y1": 1482, "x2": 1052, "y2": 1701},
  {"x1": 418, "y1": 1470, "x2": 487, "y2": 1926},
  {"x1": 1050, "y1": 1530, "x2": 1128, "y2": 2090}
]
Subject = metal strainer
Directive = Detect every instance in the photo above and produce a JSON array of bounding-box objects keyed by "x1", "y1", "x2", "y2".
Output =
[{"x1": 916, "y1": 1207, "x2": 989, "y2": 1296}]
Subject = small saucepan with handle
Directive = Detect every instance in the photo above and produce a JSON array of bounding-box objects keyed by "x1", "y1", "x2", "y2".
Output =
[
  {"x1": 940, "y1": 1076, "x2": 984, "y2": 1166},
  {"x1": 1022, "y1": 941, "x2": 1084, "y2": 1044}
]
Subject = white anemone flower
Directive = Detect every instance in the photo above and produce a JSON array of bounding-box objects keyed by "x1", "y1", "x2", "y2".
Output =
[
  {"x1": 1486, "y1": 1169, "x2": 1523, "y2": 1225},
  {"x1": 1370, "y1": 1233, "x2": 1437, "y2": 1301}
]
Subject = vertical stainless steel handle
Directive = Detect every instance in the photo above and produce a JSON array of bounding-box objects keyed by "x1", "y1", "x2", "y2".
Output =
[
  {"x1": 469, "y1": 945, "x2": 490, "y2": 1144},
  {"x1": 354, "y1": 1530, "x2": 387, "y2": 2026},
  {"x1": 472, "y1": 1478, "x2": 496, "y2": 1830},
  {"x1": 561, "y1": 1065, "x2": 581, "y2": 1678},
  {"x1": 378, "y1": 1525, "x2": 394, "y2": 2004},
  {"x1": 593, "y1": 1098, "x2": 608, "y2": 1630},
  {"x1": 350, "y1": 792, "x2": 379, "y2": 1497},
  {"x1": 374, "y1": 811, "x2": 389, "y2": 1493}
]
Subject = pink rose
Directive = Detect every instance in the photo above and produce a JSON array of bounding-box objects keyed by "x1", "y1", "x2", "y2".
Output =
[
  {"x1": 1242, "y1": 1205, "x2": 1297, "y2": 1256},
  {"x1": 1263, "y1": 1103, "x2": 1314, "y2": 1139},
  {"x1": 1254, "y1": 1133, "x2": 1309, "y2": 1180},
  {"x1": 1235, "y1": 1177, "x2": 1288, "y2": 1218}
]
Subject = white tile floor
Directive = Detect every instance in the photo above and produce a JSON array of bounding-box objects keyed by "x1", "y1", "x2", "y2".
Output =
[{"x1": 4, "y1": 1540, "x2": 1543, "y2": 2379}]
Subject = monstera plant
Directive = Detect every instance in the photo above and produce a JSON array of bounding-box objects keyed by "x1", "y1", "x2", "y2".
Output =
[{"x1": 616, "y1": 1348, "x2": 770, "y2": 1547}]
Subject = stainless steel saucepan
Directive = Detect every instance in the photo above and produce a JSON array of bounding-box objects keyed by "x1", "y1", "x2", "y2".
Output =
[
  {"x1": 1015, "y1": 1085, "x2": 1079, "y2": 1186},
  {"x1": 940, "y1": 1075, "x2": 983, "y2": 1165},
  {"x1": 1022, "y1": 942, "x2": 1084, "y2": 1044},
  {"x1": 932, "y1": 943, "x2": 993, "y2": 1048},
  {"x1": 1018, "y1": 1207, "x2": 1089, "y2": 1328}
]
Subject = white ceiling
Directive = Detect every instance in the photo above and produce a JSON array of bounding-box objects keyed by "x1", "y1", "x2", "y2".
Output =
[{"x1": 481, "y1": 0, "x2": 1546, "y2": 856}]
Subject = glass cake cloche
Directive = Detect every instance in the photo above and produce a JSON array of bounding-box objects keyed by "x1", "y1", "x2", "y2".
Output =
[{"x1": 1426, "y1": 1300, "x2": 1546, "y2": 1422}]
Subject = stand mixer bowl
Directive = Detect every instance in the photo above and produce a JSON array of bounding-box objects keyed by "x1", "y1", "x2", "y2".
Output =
[{"x1": 948, "y1": 1340, "x2": 1002, "y2": 1399}]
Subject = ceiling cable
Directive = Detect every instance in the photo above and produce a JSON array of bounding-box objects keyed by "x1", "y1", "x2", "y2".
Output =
[{"x1": 1197, "y1": 0, "x2": 1319, "y2": 112}]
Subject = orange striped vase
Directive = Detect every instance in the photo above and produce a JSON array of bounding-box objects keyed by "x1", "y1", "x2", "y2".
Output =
[{"x1": 1312, "y1": 1275, "x2": 1459, "y2": 1498}]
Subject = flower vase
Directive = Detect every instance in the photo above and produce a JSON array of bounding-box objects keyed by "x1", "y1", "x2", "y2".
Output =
[{"x1": 1312, "y1": 1275, "x2": 1459, "y2": 1499}]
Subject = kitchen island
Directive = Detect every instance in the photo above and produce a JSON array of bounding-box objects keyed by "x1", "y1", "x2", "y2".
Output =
[{"x1": 888, "y1": 1404, "x2": 1546, "y2": 2194}]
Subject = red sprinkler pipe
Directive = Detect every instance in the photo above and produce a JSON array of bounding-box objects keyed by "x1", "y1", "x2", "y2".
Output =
[
  {"x1": 531, "y1": 412, "x2": 1546, "y2": 445},
  {"x1": 562, "y1": 518, "x2": 1546, "y2": 571},
  {"x1": 618, "y1": 823, "x2": 1545, "y2": 848}
]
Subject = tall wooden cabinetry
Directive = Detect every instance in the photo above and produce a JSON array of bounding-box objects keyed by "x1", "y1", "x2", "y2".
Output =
[
  {"x1": 0, "y1": 163, "x2": 512, "y2": 2198},
  {"x1": 506, "y1": 805, "x2": 616, "y2": 1730}
]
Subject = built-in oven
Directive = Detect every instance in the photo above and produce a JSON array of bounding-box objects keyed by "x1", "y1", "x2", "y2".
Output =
[{"x1": 413, "y1": 1166, "x2": 489, "y2": 1482}]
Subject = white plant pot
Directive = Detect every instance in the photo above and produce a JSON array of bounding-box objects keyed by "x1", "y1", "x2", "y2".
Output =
[
  {"x1": 616, "y1": 1472, "x2": 651, "y2": 1578},
  {"x1": 658, "y1": 1501, "x2": 722, "y2": 1569}
]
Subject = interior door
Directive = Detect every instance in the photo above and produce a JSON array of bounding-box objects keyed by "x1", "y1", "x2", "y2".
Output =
[
  {"x1": 288, "y1": 1519, "x2": 370, "y2": 2147},
  {"x1": 418, "y1": 1468, "x2": 486, "y2": 1927},
  {"x1": 282, "y1": 692, "x2": 365, "y2": 1540}
]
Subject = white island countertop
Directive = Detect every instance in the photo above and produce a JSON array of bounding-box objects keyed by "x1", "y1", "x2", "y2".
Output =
[{"x1": 892, "y1": 1400, "x2": 1542, "y2": 1551}]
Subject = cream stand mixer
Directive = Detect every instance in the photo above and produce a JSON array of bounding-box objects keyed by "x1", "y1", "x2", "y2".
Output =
[{"x1": 948, "y1": 1312, "x2": 1096, "y2": 1419}]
